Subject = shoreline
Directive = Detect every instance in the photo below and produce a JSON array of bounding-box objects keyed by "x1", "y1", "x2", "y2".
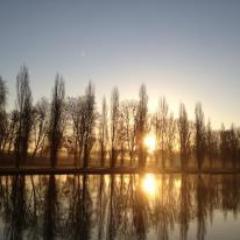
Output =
[{"x1": 0, "y1": 167, "x2": 239, "y2": 175}]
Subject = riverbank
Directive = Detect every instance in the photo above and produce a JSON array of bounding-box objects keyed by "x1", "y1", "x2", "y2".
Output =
[{"x1": 0, "y1": 166, "x2": 240, "y2": 175}]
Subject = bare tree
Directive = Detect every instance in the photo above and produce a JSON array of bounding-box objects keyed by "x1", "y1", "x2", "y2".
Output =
[
  {"x1": 219, "y1": 124, "x2": 239, "y2": 169},
  {"x1": 229, "y1": 124, "x2": 239, "y2": 169},
  {"x1": 68, "y1": 96, "x2": 84, "y2": 166},
  {"x1": 31, "y1": 98, "x2": 49, "y2": 160},
  {"x1": 0, "y1": 76, "x2": 7, "y2": 108},
  {"x1": 0, "y1": 77, "x2": 8, "y2": 154},
  {"x1": 155, "y1": 97, "x2": 169, "y2": 169},
  {"x1": 206, "y1": 120, "x2": 219, "y2": 169},
  {"x1": 110, "y1": 87, "x2": 120, "y2": 168},
  {"x1": 118, "y1": 103, "x2": 129, "y2": 166},
  {"x1": 220, "y1": 124, "x2": 229, "y2": 168},
  {"x1": 15, "y1": 66, "x2": 33, "y2": 168},
  {"x1": 206, "y1": 120, "x2": 214, "y2": 169},
  {"x1": 48, "y1": 75, "x2": 65, "y2": 168},
  {"x1": 121, "y1": 100, "x2": 138, "y2": 166},
  {"x1": 82, "y1": 82, "x2": 96, "y2": 168},
  {"x1": 195, "y1": 103, "x2": 206, "y2": 171},
  {"x1": 178, "y1": 103, "x2": 191, "y2": 171},
  {"x1": 67, "y1": 82, "x2": 96, "y2": 168},
  {"x1": 7, "y1": 110, "x2": 19, "y2": 155},
  {"x1": 136, "y1": 84, "x2": 148, "y2": 169},
  {"x1": 99, "y1": 97, "x2": 108, "y2": 167},
  {"x1": 166, "y1": 113, "x2": 176, "y2": 168}
]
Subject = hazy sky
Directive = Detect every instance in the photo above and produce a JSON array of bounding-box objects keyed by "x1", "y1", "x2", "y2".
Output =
[{"x1": 1, "y1": 0, "x2": 240, "y2": 128}]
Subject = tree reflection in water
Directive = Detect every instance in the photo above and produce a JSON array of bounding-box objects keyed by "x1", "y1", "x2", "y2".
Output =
[
  {"x1": 9, "y1": 175, "x2": 26, "y2": 240},
  {"x1": 0, "y1": 174, "x2": 239, "y2": 239},
  {"x1": 43, "y1": 175, "x2": 58, "y2": 240}
]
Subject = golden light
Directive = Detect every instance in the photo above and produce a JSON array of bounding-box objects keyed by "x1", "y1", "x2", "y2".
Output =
[
  {"x1": 141, "y1": 174, "x2": 157, "y2": 196},
  {"x1": 174, "y1": 178, "x2": 182, "y2": 189},
  {"x1": 144, "y1": 133, "x2": 157, "y2": 153}
]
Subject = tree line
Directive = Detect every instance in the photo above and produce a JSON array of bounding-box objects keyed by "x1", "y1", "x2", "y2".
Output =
[{"x1": 0, "y1": 66, "x2": 240, "y2": 171}]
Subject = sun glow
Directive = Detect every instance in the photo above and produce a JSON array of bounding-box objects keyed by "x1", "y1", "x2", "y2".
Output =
[
  {"x1": 144, "y1": 134, "x2": 157, "y2": 153},
  {"x1": 141, "y1": 174, "x2": 157, "y2": 196}
]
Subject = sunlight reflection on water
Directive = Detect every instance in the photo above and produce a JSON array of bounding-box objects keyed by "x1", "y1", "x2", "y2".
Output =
[
  {"x1": 142, "y1": 174, "x2": 157, "y2": 197},
  {"x1": 0, "y1": 174, "x2": 240, "y2": 239}
]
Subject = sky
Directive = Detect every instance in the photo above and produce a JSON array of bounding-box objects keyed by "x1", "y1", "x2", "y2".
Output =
[{"x1": 0, "y1": 0, "x2": 240, "y2": 128}]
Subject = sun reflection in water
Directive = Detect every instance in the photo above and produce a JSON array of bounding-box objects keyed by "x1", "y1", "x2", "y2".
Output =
[
  {"x1": 174, "y1": 178, "x2": 182, "y2": 189},
  {"x1": 141, "y1": 174, "x2": 157, "y2": 197}
]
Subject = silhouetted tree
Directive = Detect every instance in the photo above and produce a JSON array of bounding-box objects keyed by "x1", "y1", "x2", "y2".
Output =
[
  {"x1": 178, "y1": 103, "x2": 191, "y2": 171},
  {"x1": 121, "y1": 100, "x2": 138, "y2": 166},
  {"x1": 6, "y1": 110, "x2": 19, "y2": 155},
  {"x1": 67, "y1": 83, "x2": 95, "y2": 168},
  {"x1": 31, "y1": 98, "x2": 49, "y2": 160},
  {"x1": 155, "y1": 97, "x2": 169, "y2": 169},
  {"x1": 166, "y1": 113, "x2": 176, "y2": 168},
  {"x1": 118, "y1": 105, "x2": 127, "y2": 166},
  {"x1": 99, "y1": 97, "x2": 108, "y2": 167},
  {"x1": 0, "y1": 77, "x2": 8, "y2": 154},
  {"x1": 68, "y1": 96, "x2": 83, "y2": 166},
  {"x1": 82, "y1": 82, "x2": 96, "y2": 168},
  {"x1": 136, "y1": 85, "x2": 148, "y2": 169},
  {"x1": 229, "y1": 124, "x2": 239, "y2": 169},
  {"x1": 195, "y1": 103, "x2": 206, "y2": 171},
  {"x1": 15, "y1": 66, "x2": 33, "y2": 168},
  {"x1": 206, "y1": 120, "x2": 215, "y2": 169},
  {"x1": 48, "y1": 75, "x2": 65, "y2": 168},
  {"x1": 220, "y1": 124, "x2": 230, "y2": 168},
  {"x1": 110, "y1": 87, "x2": 120, "y2": 168}
]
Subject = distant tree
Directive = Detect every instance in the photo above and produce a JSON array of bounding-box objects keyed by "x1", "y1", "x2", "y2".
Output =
[
  {"x1": 0, "y1": 77, "x2": 8, "y2": 154},
  {"x1": 178, "y1": 103, "x2": 191, "y2": 171},
  {"x1": 31, "y1": 98, "x2": 49, "y2": 160},
  {"x1": 48, "y1": 75, "x2": 65, "y2": 168},
  {"x1": 110, "y1": 87, "x2": 120, "y2": 168},
  {"x1": 229, "y1": 124, "x2": 239, "y2": 169},
  {"x1": 7, "y1": 110, "x2": 19, "y2": 154},
  {"x1": 82, "y1": 82, "x2": 96, "y2": 168},
  {"x1": 121, "y1": 100, "x2": 138, "y2": 166},
  {"x1": 166, "y1": 113, "x2": 176, "y2": 168},
  {"x1": 155, "y1": 97, "x2": 169, "y2": 169},
  {"x1": 99, "y1": 97, "x2": 108, "y2": 167},
  {"x1": 206, "y1": 120, "x2": 219, "y2": 169},
  {"x1": 15, "y1": 66, "x2": 33, "y2": 168},
  {"x1": 0, "y1": 76, "x2": 7, "y2": 108},
  {"x1": 118, "y1": 103, "x2": 128, "y2": 166},
  {"x1": 206, "y1": 120, "x2": 214, "y2": 168},
  {"x1": 195, "y1": 103, "x2": 206, "y2": 171},
  {"x1": 67, "y1": 82, "x2": 96, "y2": 168},
  {"x1": 136, "y1": 84, "x2": 148, "y2": 169},
  {"x1": 68, "y1": 96, "x2": 84, "y2": 166},
  {"x1": 219, "y1": 124, "x2": 239, "y2": 170},
  {"x1": 220, "y1": 124, "x2": 229, "y2": 168}
]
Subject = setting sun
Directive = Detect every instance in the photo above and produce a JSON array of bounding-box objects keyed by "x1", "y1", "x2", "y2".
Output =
[{"x1": 144, "y1": 134, "x2": 157, "y2": 153}]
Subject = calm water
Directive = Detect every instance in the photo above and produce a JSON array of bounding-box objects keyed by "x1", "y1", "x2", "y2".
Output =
[{"x1": 0, "y1": 174, "x2": 239, "y2": 240}]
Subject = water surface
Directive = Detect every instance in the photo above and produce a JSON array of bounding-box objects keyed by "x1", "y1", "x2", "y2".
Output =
[{"x1": 0, "y1": 174, "x2": 239, "y2": 239}]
